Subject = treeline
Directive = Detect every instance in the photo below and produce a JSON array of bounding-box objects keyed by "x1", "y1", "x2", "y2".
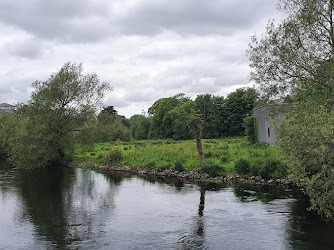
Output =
[
  {"x1": 95, "y1": 88, "x2": 258, "y2": 142},
  {"x1": 0, "y1": 62, "x2": 258, "y2": 169}
]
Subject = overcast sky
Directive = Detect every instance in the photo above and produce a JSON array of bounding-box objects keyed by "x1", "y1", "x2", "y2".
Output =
[{"x1": 0, "y1": 0, "x2": 283, "y2": 117}]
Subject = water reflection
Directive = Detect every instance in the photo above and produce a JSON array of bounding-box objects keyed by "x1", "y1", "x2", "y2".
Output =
[
  {"x1": 1, "y1": 166, "x2": 334, "y2": 249},
  {"x1": 2, "y1": 167, "x2": 124, "y2": 248}
]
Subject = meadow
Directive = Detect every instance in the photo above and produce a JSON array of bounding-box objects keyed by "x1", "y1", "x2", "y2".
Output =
[{"x1": 73, "y1": 137, "x2": 287, "y2": 178}]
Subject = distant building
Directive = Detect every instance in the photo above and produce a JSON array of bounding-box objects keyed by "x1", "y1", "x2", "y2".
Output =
[
  {"x1": 253, "y1": 100, "x2": 290, "y2": 145},
  {"x1": 0, "y1": 103, "x2": 15, "y2": 114}
]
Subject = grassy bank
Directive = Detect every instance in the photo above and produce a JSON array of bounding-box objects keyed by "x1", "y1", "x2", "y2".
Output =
[{"x1": 72, "y1": 137, "x2": 287, "y2": 178}]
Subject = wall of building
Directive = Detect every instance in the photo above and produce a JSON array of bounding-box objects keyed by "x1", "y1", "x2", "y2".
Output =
[{"x1": 253, "y1": 105, "x2": 285, "y2": 146}]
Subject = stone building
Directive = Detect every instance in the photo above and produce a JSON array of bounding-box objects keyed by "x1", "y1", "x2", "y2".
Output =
[
  {"x1": 253, "y1": 101, "x2": 289, "y2": 145},
  {"x1": 0, "y1": 103, "x2": 15, "y2": 114}
]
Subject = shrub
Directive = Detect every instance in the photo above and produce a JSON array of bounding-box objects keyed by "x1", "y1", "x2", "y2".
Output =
[
  {"x1": 174, "y1": 161, "x2": 185, "y2": 172},
  {"x1": 200, "y1": 164, "x2": 224, "y2": 176},
  {"x1": 145, "y1": 161, "x2": 156, "y2": 168},
  {"x1": 250, "y1": 164, "x2": 260, "y2": 176},
  {"x1": 260, "y1": 160, "x2": 287, "y2": 178},
  {"x1": 105, "y1": 148, "x2": 122, "y2": 165},
  {"x1": 243, "y1": 115, "x2": 258, "y2": 144},
  {"x1": 235, "y1": 159, "x2": 251, "y2": 175},
  {"x1": 220, "y1": 155, "x2": 230, "y2": 163}
]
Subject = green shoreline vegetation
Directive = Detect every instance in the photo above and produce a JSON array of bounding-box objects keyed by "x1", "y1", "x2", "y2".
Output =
[{"x1": 72, "y1": 137, "x2": 287, "y2": 179}]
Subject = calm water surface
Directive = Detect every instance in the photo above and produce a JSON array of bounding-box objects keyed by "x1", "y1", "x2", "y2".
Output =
[{"x1": 1, "y1": 165, "x2": 334, "y2": 249}]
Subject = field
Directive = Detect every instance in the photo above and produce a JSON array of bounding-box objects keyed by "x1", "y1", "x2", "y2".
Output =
[{"x1": 72, "y1": 137, "x2": 287, "y2": 178}]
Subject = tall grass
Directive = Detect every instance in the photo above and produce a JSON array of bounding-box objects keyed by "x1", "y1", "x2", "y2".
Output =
[{"x1": 72, "y1": 137, "x2": 285, "y2": 177}]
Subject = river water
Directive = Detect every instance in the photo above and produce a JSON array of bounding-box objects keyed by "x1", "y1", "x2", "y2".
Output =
[{"x1": 1, "y1": 165, "x2": 334, "y2": 250}]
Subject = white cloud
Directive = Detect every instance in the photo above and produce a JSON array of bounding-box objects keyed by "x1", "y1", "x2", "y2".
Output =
[{"x1": 0, "y1": 0, "x2": 282, "y2": 117}]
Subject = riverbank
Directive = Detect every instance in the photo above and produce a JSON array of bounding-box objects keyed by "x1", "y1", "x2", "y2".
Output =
[
  {"x1": 71, "y1": 160, "x2": 292, "y2": 186},
  {"x1": 72, "y1": 137, "x2": 287, "y2": 180}
]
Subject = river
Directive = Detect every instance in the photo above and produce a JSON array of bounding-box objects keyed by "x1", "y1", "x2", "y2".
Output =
[{"x1": 0, "y1": 165, "x2": 334, "y2": 249}]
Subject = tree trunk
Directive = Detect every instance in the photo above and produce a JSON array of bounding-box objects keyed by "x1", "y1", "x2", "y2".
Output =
[{"x1": 195, "y1": 131, "x2": 205, "y2": 166}]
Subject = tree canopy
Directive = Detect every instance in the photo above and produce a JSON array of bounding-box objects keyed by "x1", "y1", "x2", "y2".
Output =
[
  {"x1": 248, "y1": 0, "x2": 334, "y2": 220},
  {"x1": 247, "y1": 0, "x2": 334, "y2": 98},
  {"x1": 10, "y1": 62, "x2": 111, "y2": 168}
]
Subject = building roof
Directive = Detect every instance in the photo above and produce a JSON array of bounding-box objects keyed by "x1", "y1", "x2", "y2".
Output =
[{"x1": 0, "y1": 103, "x2": 14, "y2": 107}]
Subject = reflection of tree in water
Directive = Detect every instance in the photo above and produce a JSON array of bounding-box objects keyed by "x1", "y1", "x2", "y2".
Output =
[
  {"x1": 179, "y1": 186, "x2": 207, "y2": 249},
  {"x1": 14, "y1": 166, "x2": 123, "y2": 248},
  {"x1": 286, "y1": 194, "x2": 334, "y2": 250},
  {"x1": 232, "y1": 182, "x2": 334, "y2": 249},
  {"x1": 233, "y1": 183, "x2": 293, "y2": 203}
]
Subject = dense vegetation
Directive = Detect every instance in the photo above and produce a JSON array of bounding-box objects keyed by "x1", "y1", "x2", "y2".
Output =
[
  {"x1": 0, "y1": 62, "x2": 111, "y2": 168},
  {"x1": 73, "y1": 138, "x2": 286, "y2": 179},
  {"x1": 0, "y1": 61, "x2": 261, "y2": 169},
  {"x1": 248, "y1": 0, "x2": 334, "y2": 220}
]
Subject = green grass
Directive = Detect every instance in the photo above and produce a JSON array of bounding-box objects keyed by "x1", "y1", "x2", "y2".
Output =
[{"x1": 72, "y1": 137, "x2": 285, "y2": 177}]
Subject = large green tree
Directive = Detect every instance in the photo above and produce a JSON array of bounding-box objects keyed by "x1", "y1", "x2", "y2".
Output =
[
  {"x1": 194, "y1": 94, "x2": 225, "y2": 138},
  {"x1": 11, "y1": 62, "x2": 111, "y2": 168},
  {"x1": 148, "y1": 94, "x2": 191, "y2": 139},
  {"x1": 247, "y1": 0, "x2": 334, "y2": 97},
  {"x1": 95, "y1": 106, "x2": 131, "y2": 142},
  {"x1": 130, "y1": 114, "x2": 150, "y2": 140},
  {"x1": 170, "y1": 100, "x2": 205, "y2": 166},
  {"x1": 225, "y1": 88, "x2": 258, "y2": 136},
  {"x1": 248, "y1": 0, "x2": 334, "y2": 220}
]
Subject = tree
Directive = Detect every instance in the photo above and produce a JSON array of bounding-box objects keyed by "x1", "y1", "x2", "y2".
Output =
[
  {"x1": 130, "y1": 114, "x2": 150, "y2": 140},
  {"x1": 225, "y1": 88, "x2": 258, "y2": 136},
  {"x1": 0, "y1": 112, "x2": 27, "y2": 158},
  {"x1": 170, "y1": 100, "x2": 205, "y2": 166},
  {"x1": 11, "y1": 62, "x2": 111, "y2": 168},
  {"x1": 247, "y1": 0, "x2": 334, "y2": 97},
  {"x1": 247, "y1": 0, "x2": 334, "y2": 220},
  {"x1": 195, "y1": 94, "x2": 224, "y2": 138},
  {"x1": 95, "y1": 107, "x2": 131, "y2": 142},
  {"x1": 148, "y1": 94, "x2": 191, "y2": 139}
]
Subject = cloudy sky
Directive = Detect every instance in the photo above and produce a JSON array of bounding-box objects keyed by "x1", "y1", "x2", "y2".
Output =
[{"x1": 0, "y1": 0, "x2": 284, "y2": 117}]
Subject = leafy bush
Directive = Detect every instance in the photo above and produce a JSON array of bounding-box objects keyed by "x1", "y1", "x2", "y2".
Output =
[
  {"x1": 105, "y1": 148, "x2": 122, "y2": 165},
  {"x1": 200, "y1": 164, "x2": 224, "y2": 176},
  {"x1": 260, "y1": 160, "x2": 287, "y2": 178},
  {"x1": 235, "y1": 159, "x2": 251, "y2": 175},
  {"x1": 220, "y1": 155, "x2": 230, "y2": 163},
  {"x1": 243, "y1": 115, "x2": 258, "y2": 144},
  {"x1": 174, "y1": 161, "x2": 185, "y2": 172},
  {"x1": 145, "y1": 161, "x2": 156, "y2": 168}
]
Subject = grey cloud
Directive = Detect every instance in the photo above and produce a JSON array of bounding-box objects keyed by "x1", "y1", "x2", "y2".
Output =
[
  {"x1": 9, "y1": 38, "x2": 45, "y2": 59},
  {"x1": 115, "y1": 0, "x2": 277, "y2": 36},
  {"x1": 0, "y1": 0, "x2": 110, "y2": 43}
]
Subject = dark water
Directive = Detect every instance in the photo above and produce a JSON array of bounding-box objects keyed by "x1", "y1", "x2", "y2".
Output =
[{"x1": 1, "y1": 165, "x2": 334, "y2": 250}]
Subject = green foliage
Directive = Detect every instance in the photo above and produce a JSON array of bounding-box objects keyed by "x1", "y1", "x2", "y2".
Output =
[
  {"x1": 277, "y1": 102, "x2": 334, "y2": 220},
  {"x1": 95, "y1": 109, "x2": 131, "y2": 142},
  {"x1": 148, "y1": 94, "x2": 191, "y2": 139},
  {"x1": 194, "y1": 94, "x2": 223, "y2": 138},
  {"x1": 243, "y1": 115, "x2": 258, "y2": 144},
  {"x1": 234, "y1": 159, "x2": 251, "y2": 175},
  {"x1": 73, "y1": 138, "x2": 285, "y2": 178},
  {"x1": 105, "y1": 148, "x2": 122, "y2": 165},
  {"x1": 259, "y1": 160, "x2": 287, "y2": 179},
  {"x1": 247, "y1": 0, "x2": 334, "y2": 97},
  {"x1": 0, "y1": 112, "x2": 27, "y2": 158},
  {"x1": 248, "y1": 0, "x2": 334, "y2": 220},
  {"x1": 194, "y1": 89, "x2": 258, "y2": 138},
  {"x1": 174, "y1": 161, "x2": 185, "y2": 172},
  {"x1": 10, "y1": 62, "x2": 111, "y2": 168},
  {"x1": 130, "y1": 114, "x2": 150, "y2": 140},
  {"x1": 200, "y1": 163, "x2": 224, "y2": 176}
]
